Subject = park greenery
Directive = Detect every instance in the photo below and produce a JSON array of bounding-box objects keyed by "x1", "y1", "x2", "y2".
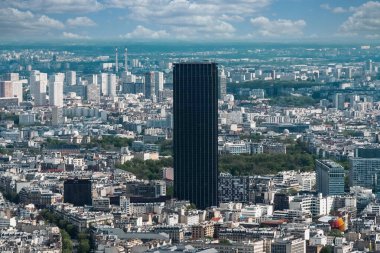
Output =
[
  {"x1": 117, "y1": 139, "x2": 315, "y2": 178},
  {"x1": 41, "y1": 209, "x2": 91, "y2": 253},
  {"x1": 117, "y1": 157, "x2": 173, "y2": 180},
  {"x1": 268, "y1": 96, "x2": 318, "y2": 107},
  {"x1": 94, "y1": 135, "x2": 133, "y2": 149},
  {"x1": 219, "y1": 140, "x2": 315, "y2": 176},
  {"x1": 227, "y1": 80, "x2": 327, "y2": 92}
]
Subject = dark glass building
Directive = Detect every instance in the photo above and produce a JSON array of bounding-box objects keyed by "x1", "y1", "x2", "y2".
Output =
[
  {"x1": 64, "y1": 178, "x2": 92, "y2": 206},
  {"x1": 173, "y1": 62, "x2": 218, "y2": 209},
  {"x1": 144, "y1": 72, "x2": 155, "y2": 99}
]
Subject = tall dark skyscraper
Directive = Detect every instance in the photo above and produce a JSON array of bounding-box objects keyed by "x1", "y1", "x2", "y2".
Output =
[{"x1": 173, "y1": 62, "x2": 218, "y2": 209}]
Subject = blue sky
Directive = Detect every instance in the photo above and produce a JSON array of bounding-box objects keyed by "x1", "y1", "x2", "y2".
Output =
[{"x1": 0, "y1": 0, "x2": 378, "y2": 42}]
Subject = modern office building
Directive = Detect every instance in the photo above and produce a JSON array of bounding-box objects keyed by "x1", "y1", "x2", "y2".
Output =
[
  {"x1": 350, "y1": 157, "x2": 380, "y2": 193},
  {"x1": 316, "y1": 160, "x2": 345, "y2": 196},
  {"x1": 173, "y1": 62, "x2": 218, "y2": 209},
  {"x1": 64, "y1": 178, "x2": 93, "y2": 206},
  {"x1": 145, "y1": 72, "x2": 155, "y2": 99}
]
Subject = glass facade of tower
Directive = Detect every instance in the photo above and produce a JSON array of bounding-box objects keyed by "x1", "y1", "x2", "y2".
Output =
[{"x1": 173, "y1": 62, "x2": 218, "y2": 209}]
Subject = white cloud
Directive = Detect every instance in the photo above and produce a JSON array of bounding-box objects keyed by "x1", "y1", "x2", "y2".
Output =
[
  {"x1": 4, "y1": 0, "x2": 271, "y2": 40},
  {"x1": 4, "y1": 0, "x2": 103, "y2": 13},
  {"x1": 121, "y1": 25, "x2": 170, "y2": 40},
  {"x1": 340, "y1": 1, "x2": 380, "y2": 36},
  {"x1": 117, "y1": 0, "x2": 269, "y2": 39},
  {"x1": 67, "y1": 16, "x2": 96, "y2": 26},
  {"x1": 320, "y1": 3, "x2": 354, "y2": 14},
  {"x1": 0, "y1": 8, "x2": 64, "y2": 37},
  {"x1": 250, "y1": 16, "x2": 306, "y2": 37},
  {"x1": 62, "y1": 32, "x2": 90, "y2": 39}
]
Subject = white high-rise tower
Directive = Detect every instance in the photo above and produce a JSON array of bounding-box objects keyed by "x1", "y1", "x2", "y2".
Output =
[
  {"x1": 49, "y1": 74, "x2": 64, "y2": 107},
  {"x1": 115, "y1": 48, "x2": 119, "y2": 73}
]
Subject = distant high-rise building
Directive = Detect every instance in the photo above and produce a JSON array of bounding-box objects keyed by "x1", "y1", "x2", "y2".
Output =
[
  {"x1": 98, "y1": 73, "x2": 108, "y2": 96},
  {"x1": 124, "y1": 48, "x2": 128, "y2": 72},
  {"x1": 108, "y1": 73, "x2": 117, "y2": 97},
  {"x1": 316, "y1": 160, "x2": 345, "y2": 196},
  {"x1": 173, "y1": 62, "x2": 218, "y2": 209},
  {"x1": 334, "y1": 93, "x2": 345, "y2": 110},
  {"x1": 145, "y1": 72, "x2": 155, "y2": 99},
  {"x1": 30, "y1": 71, "x2": 48, "y2": 106},
  {"x1": 65, "y1": 71, "x2": 76, "y2": 86},
  {"x1": 0, "y1": 81, "x2": 13, "y2": 98},
  {"x1": 0, "y1": 80, "x2": 23, "y2": 103},
  {"x1": 154, "y1": 71, "x2": 164, "y2": 97},
  {"x1": 4, "y1": 73, "x2": 19, "y2": 82},
  {"x1": 87, "y1": 74, "x2": 98, "y2": 85},
  {"x1": 64, "y1": 178, "x2": 93, "y2": 206},
  {"x1": 115, "y1": 48, "x2": 119, "y2": 73},
  {"x1": 49, "y1": 74, "x2": 64, "y2": 107},
  {"x1": 367, "y1": 59, "x2": 373, "y2": 74},
  {"x1": 218, "y1": 69, "x2": 227, "y2": 99},
  {"x1": 86, "y1": 83, "x2": 100, "y2": 104}
]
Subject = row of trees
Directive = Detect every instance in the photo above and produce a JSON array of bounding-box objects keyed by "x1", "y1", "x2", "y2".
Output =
[{"x1": 41, "y1": 209, "x2": 91, "y2": 253}]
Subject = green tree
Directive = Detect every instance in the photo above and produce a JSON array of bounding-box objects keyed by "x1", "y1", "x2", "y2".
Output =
[
  {"x1": 320, "y1": 245, "x2": 333, "y2": 253},
  {"x1": 78, "y1": 239, "x2": 90, "y2": 253},
  {"x1": 61, "y1": 230, "x2": 73, "y2": 253}
]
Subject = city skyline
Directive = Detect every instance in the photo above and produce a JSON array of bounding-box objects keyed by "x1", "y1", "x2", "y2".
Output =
[{"x1": 0, "y1": 0, "x2": 379, "y2": 42}]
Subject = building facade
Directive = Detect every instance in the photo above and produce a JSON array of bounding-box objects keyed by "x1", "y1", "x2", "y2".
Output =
[
  {"x1": 316, "y1": 160, "x2": 345, "y2": 196},
  {"x1": 173, "y1": 62, "x2": 219, "y2": 209}
]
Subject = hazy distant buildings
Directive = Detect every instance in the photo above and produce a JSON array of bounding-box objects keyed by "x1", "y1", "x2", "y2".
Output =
[
  {"x1": 173, "y1": 62, "x2": 218, "y2": 209},
  {"x1": 154, "y1": 71, "x2": 164, "y2": 97},
  {"x1": 98, "y1": 73, "x2": 108, "y2": 96},
  {"x1": 334, "y1": 93, "x2": 345, "y2": 110},
  {"x1": 49, "y1": 74, "x2": 64, "y2": 107},
  {"x1": 0, "y1": 80, "x2": 23, "y2": 104},
  {"x1": 0, "y1": 81, "x2": 12, "y2": 98},
  {"x1": 316, "y1": 160, "x2": 345, "y2": 196},
  {"x1": 65, "y1": 71, "x2": 76, "y2": 86},
  {"x1": 108, "y1": 73, "x2": 117, "y2": 97},
  {"x1": 218, "y1": 69, "x2": 227, "y2": 99},
  {"x1": 86, "y1": 83, "x2": 100, "y2": 104},
  {"x1": 145, "y1": 72, "x2": 155, "y2": 99}
]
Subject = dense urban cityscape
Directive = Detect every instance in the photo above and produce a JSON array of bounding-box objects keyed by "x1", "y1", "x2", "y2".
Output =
[{"x1": 0, "y1": 41, "x2": 379, "y2": 253}]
